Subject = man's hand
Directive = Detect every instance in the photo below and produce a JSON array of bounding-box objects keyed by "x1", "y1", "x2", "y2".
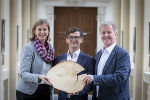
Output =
[{"x1": 83, "y1": 75, "x2": 93, "y2": 84}]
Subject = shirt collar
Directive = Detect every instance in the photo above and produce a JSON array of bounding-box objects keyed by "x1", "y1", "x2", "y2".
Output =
[
  {"x1": 67, "y1": 49, "x2": 80, "y2": 58},
  {"x1": 102, "y1": 42, "x2": 116, "y2": 53}
]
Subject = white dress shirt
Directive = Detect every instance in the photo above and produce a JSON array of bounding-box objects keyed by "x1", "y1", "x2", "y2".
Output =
[
  {"x1": 66, "y1": 49, "x2": 80, "y2": 97},
  {"x1": 66, "y1": 49, "x2": 80, "y2": 62},
  {"x1": 96, "y1": 43, "x2": 116, "y2": 96}
]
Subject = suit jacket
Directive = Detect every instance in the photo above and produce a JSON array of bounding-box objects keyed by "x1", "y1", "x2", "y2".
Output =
[
  {"x1": 16, "y1": 42, "x2": 52, "y2": 95},
  {"x1": 56, "y1": 52, "x2": 95, "y2": 100},
  {"x1": 92, "y1": 44, "x2": 131, "y2": 100}
]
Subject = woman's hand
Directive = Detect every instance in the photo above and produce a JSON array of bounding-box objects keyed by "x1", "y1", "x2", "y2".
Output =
[{"x1": 38, "y1": 75, "x2": 51, "y2": 85}]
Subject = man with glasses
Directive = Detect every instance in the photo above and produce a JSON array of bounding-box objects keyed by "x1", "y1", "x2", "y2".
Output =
[{"x1": 56, "y1": 27, "x2": 95, "y2": 100}]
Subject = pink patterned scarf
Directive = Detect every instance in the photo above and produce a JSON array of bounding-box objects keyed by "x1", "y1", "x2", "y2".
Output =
[{"x1": 33, "y1": 37, "x2": 54, "y2": 64}]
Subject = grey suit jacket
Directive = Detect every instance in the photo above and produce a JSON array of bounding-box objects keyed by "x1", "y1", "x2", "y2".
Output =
[{"x1": 16, "y1": 42, "x2": 51, "y2": 95}]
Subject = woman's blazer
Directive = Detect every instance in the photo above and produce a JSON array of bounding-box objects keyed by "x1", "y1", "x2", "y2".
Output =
[{"x1": 16, "y1": 42, "x2": 49, "y2": 95}]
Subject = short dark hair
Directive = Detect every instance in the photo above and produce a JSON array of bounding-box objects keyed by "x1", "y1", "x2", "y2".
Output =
[{"x1": 65, "y1": 27, "x2": 83, "y2": 36}]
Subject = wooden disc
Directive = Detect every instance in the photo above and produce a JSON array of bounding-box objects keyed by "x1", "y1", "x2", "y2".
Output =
[{"x1": 47, "y1": 61, "x2": 87, "y2": 93}]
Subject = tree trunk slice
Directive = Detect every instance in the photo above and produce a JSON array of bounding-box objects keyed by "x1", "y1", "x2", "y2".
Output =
[{"x1": 47, "y1": 61, "x2": 87, "y2": 93}]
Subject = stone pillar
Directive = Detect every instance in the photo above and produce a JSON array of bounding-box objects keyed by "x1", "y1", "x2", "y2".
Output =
[
  {"x1": 122, "y1": 0, "x2": 129, "y2": 52},
  {"x1": 113, "y1": 0, "x2": 121, "y2": 45},
  {"x1": 129, "y1": 0, "x2": 135, "y2": 66},
  {"x1": 133, "y1": 0, "x2": 144, "y2": 100},
  {"x1": 22, "y1": 0, "x2": 30, "y2": 47},
  {"x1": 30, "y1": 0, "x2": 36, "y2": 29},
  {"x1": 121, "y1": 0, "x2": 129, "y2": 52},
  {"x1": 9, "y1": 0, "x2": 18, "y2": 99},
  {"x1": 129, "y1": 0, "x2": 135, "y2": 99},
  {"x1": 97, "y1": 6, "x2": 105, "y2": 52},
  {"x1": 16, "y1": 0, "x2": 22, "y2": 85},
  {"x1": 45, "y1": 6, "x2": 54, "y2": 47}
]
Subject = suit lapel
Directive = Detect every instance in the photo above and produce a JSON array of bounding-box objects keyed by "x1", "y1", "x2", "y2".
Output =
[
  {"x1": 102, "y1": 45, "x2": 118, "y2": 74},
  {"x1": 61, "y1": 53, "x2": 67, "y2": 61},
  {"x1": 95, "y1": 51, "x2": 102, "y2": 74},
  {"x1": 64, "y1": 54, "x2": 67, "y2": 60},
  {"x1": 77, "y1": 52, "x2": 83, "y2": 65}
]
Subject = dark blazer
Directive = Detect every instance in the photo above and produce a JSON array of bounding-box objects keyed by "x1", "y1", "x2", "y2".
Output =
[
  {"x1": 56, "y1": 51, "x2": 95, "y2": 100},
  {"x1": 92, "y1": 44, "x2": 131, "y2": 100}
]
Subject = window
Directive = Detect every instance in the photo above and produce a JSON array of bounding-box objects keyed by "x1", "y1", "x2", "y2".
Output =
[
  {"x1": 1, "y1": 19, "x2": 5, "y2": 65},
  {"x1": 1, "y1": 19, "x2": 5, "y2": 53}
]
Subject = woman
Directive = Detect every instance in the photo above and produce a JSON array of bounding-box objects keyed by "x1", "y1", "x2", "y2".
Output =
[{"x1": 16, "y1": 19, "x2": 54, "y2": 100}]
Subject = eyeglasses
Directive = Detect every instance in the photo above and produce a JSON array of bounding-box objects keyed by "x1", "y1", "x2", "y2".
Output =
[{"x1": 67, "y1": 36, "x2": 83, "y2": 40}]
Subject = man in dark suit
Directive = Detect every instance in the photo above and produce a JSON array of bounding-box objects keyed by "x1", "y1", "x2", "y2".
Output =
[
  {"x1": 56, "y1": 27, "x2": 95, "y2": 100},
  {"x1": 83, "y1": 21, "x2": 131, "y2": 100}
]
